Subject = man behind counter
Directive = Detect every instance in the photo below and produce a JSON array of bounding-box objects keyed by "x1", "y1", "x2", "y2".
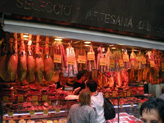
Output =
[{"x1": 56, "y1": 72, "x2": 68, "y2": 90}]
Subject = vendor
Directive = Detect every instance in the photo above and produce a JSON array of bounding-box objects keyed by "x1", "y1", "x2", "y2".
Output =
[{"x1": 56, "y1": 72, "x2": 68, "y2": 89}]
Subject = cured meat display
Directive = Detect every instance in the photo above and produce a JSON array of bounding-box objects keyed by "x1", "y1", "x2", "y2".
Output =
[
  {"x1": 26, "y1": 34, "x2": 35, "y2": 83},
  {"x1": 97, "y1": 46, "x2": 106, "y2": 73},
  {"x1": 87, "y1": 45, "x2": 96, "y2": 72},
  {"x1": 63, "y1": 43, "x2": 78, "y2": 77},
  {"x1": 44, "y1": 36, "x2": 54, "y2": 81},
  {"x1": 35, "y1": 35, "x2": 44, "y2": 83},
  {"x1": 17, "y1": 33, "x2": 27, "y2": 82},
  {"x1": 7, "y1": 34, "x2": 18, "y2": 81}
]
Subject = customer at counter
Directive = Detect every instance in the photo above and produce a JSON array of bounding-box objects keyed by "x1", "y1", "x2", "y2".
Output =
[
  {"x1": 140, "y1": 98, "x2": 164, "y2": 123},
  {"x1": 86, "y1": 80, "x2": 106, "y2": 123},
  {"x1": 67, "y1": 89, "x2": 96, "y2": 123}
]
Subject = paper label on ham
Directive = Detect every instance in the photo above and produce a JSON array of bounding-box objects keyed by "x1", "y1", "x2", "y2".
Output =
[
  {"x1": 162, "y1": 63, "x2": 164, "y2": 72},
  {"x1": 68, "y1": 56, "x2": 75, "y2": 65},
  {"x1": 78, "y1": 55, "x2": 86, "y2": 64},
  {"x1": 100, "y1": 58, "x2": 106, "y2": 66},
  {"x1": 87, "y1": 52, "x2": 95, "y2": 60},
  {"x1": 123, "y1": 54, "x2": 129, "y2": 62},
  {"x1": 150, "y1": 60, "x2": 155, "y2": 67},
  {"x1": 119, "y1": 59, "x2": 124, "y2": 67},
  {"x1": 54, "y1": 54, "x2": 62, "y2": 63},
  {"x1": 110, "y1": 60, "x2": 115, "y2": 68}
]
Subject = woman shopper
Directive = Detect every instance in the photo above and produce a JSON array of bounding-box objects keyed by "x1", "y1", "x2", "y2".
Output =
[
  {"x1": 140, "y1": 97, "x2": 164, "y2": 123},
  {"x1": 86, "y1": 80, "x2": 106, "y2": 123},
  {"x1": 67, "y1": 89, "x2": 96, "y2": 123}
]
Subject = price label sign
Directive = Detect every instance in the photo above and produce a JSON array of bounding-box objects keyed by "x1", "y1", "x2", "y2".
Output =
[
  {"x1": 18, "y1": 95, "x2": 24, "y2": 102},
  {"x1": 29, "y1": 110, "x2": 35, "y2": 115},
  {"x1": 68, "y1": 57, "x2": 75, "y2": 65},
  {"x1": 32, "y1": 96, "x2": 38, "y2": 101},
  {"x1": 3, "y1": 96, "x2": 9, "y2": 102},
  {"x1": 127, "y1": 91, "x2": 131, "y2": 97},
  {"x1": 123, "y1": 54, "x2": 129, "y2": 62},
  {"x1": 110, "y1": 60, "x2": 115, "y2": 68},
  {"x1": 55, "y1": 108, "x2": 60, "y2": 113},
  {"x1": 131, "y1": 103, "x2": 134, "y2": 107},
  {"x1": 112, "y1": 92, "x2": 116, "y2": 97},
  {"x1": 162, "y1": 63, "x2": 164, "y2": 72},
  {"x1": 140, "y1": 102, "x2": 143, "y2": 106},
  {"x1": 150, "y1": 60, "x2": 155, "y2": 67},
  {"x1": 105, "y1": 93, "x2": 109, "y2": 98},
  {"x1": 42, "y1": 95, "x2": 48, "y2": 101},
  {"x1": 87, "y1": 52, "x2": 95, "y2": 61},
  {"x1": 8, "y1": 112, "x2": 13, "y2": 116},
  {"x1": 78, "y1": 55, "x2": 86, "y2": 64},
  {"x1": 100, "y1": 58, "x2": 106, "y2": 66},
  {"x1": 54, "y1": 54, "x2": 61, "y2": 63},
  {"x1": 120, "y1": 104, "x2": 123, "y2": 108},
  {"x1": 142, "y1": 57, "x2": 146, "y2": 64},
  {"x1": 43, "y1": 110, "x2": 48, "y2": 114},
  {"x1": 119, "y1": 59, "x2": 124, "y2": 67}
]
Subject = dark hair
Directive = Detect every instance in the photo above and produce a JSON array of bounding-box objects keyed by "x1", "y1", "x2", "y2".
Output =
[
  {"x1": 140, "y1": 98, "x2": 164, "y2": 122},
  {"x1": 86, "y1": 80, "x2": 97, "y2": 92},
  {"x1": 79, "y1": 89, "x2": 91, "y2": 106},
  {"x1": 77, "y1": 71, "x2": 85, "y2": 80},
  {"x1": 162, "y1": 86, "x2": 164, "y2": 94}
]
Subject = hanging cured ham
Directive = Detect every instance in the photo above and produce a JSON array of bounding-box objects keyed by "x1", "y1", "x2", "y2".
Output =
[
  {"x1": 17, "y1": 33, "x2": 27, "y2": 82},
  {"x1": 130, "y1": 49, "x2": 136, "y2": 68},
  {"x1": 35, "y1": 35, "x2": 44, "y2": 83},
  {"x1": 0, "y1": 38, "x2": 10, "y2": 81},
  {"x1": 44, "y1": 36, "x2": 54, "y2": 81},
  {"x1": 8, "y1": 33, "x2": 18, "y2": 81},
  {"x1": 115, "y1": 71, "x2": 122, "y2": 87},
  {"x1": 53, "y1": 41, "x2": 66, "y2": 71},
  {"x1": 121, "y1": 69, "x2": 129, "y2": 86},
  {"x1": 97, "y1": 46, "x2": 106, "y2": 73},
  {"x1": 26, "y1": 34, "x2": 35, "y2": 83},
  {"x1": 64, "y1": 43, "x2": 78, "y2": 77},
  {"x1": 87, "y1": 45, "x2": 96, "y2": 72},
  {"x1": 106, "y1": 48, "x2": 111, "y2": 72}
]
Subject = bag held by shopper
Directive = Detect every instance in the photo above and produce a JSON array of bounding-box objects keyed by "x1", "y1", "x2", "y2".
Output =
[{"x1": 104, "y1": 97, "x2": 116, "y2": 120}]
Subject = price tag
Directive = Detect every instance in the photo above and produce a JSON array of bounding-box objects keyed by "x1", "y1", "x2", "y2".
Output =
[
  {"x1": 42, "y1": 95, "x2": 48, "y2": 101},
  {"x1": 8, "y1": 112, "x2": 13, "y2": 116},
  {"x1": 105, "y1": 93, "x2": 109, "y2": 98},
  {"x1": 142, "y1": 57, "x2": 146, "y2": 64},
  {"x1": 140, "y1": 102, "x2": 143, "y2": 106},
  {"x1": 78, "y1": 55, "x2": 86, "y2": 64},
  {"x1": 68, "y1": 57, "x2": 75, "y2": 65},
  {"x1": 100, "y1": 58, "x2": 106, "y2": 66},
  {"x1": 54, "y1": 120, "x2": 58, "y2": 123},
  {"x1": 43, "y1": 110, "x2": 48, "y2": 114},
  {"x1": 123, "y1": 54, "x2": 129, "y2": 62},
  {"x1": 127, "y1": 91, "x2": 131, "y2": 97},
  {"x1": 120, "y1": 104, "x2": 123, "y2": 108},
  {"x1": 87, "y1": 52, "x2": 95, "y2": 61},
  {"x1": 150, "y1": 60, "x2": 155, "y2": 67},
  {"x1": 55, "y1": 108, "x2": 60, "y2": 113},
  {"x1": 119, "y1": 59, "x2": 124, "y2": 67},
  {"x1": 18, "y1": 95, "x2": 24, "y2": 102},
  {"x1": 112, "y1": 92, "x2": 116, "y2": 97},
  {"x1": 54, "y1": 54, "x2": 61, "y2": 63},
  {"x1": 3, "y1": 96, "x2": 9, "y2": 102},
  {"x1": 162, "y1": 63, "x2": 164, "y2": 72},
  {"x1": 32, "y1": 96, "x2": 38, "y2": 101},
  {"x1": 30, "y1": 110, "x2": 35, "y2": 115},
  {"x1": 131, "y1": 103, "x2": 133, "y2": 107},
  {"x1": 110, "y1": 60, "x2": 115, "y2": 68}
]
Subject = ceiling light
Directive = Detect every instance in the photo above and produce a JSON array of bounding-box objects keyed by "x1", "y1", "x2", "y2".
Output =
[
  {"x1": 84, "y1": 45, "x2": 90, "y2": 47},
  {"x1": 84, "y1": 41, "x2": 91, "y2": 44},
  {"x1": 55, "y1": 38, "x2": 62, "y2": 41},
  {"x1": 111, "y1": 47, "x2": 116, "y2": 49},
  {"x1": 23, "y1": 35, "x2": 29, "y2": 38},
  {"x1": 109, "y1": 44, "x2": 114, "y2": 47}
]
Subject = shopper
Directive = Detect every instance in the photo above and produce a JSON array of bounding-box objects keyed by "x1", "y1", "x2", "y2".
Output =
[
  {"x1": 86, "y1": 80, "x2": 106, "y2": 123},
  {"x1": 67, "y1": 89, "x2": 96, "y2": 123},
  {"x1": 140, "y1": 98, "x2": 164, "y2": 123},
  {"x1": 159, "y1": 86, "x2": 164, "y2": 100}
]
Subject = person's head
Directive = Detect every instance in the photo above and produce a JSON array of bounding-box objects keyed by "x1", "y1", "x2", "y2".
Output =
[
  {"x1": 79, "y1": 89, "x2": 91, "y2": 106},
  {"x1": 140, "y1": 98, "x2": 164, "y2": 123},
  {"x1": 59, "y1": 72, "x2": 67, "y2": 86},
  {"x1": 86, "y1": 80, "x2": 97, "y2": 92},
  {"x1": 161, "y1": 86, "x2": 164, "y2": 94},
  {"x1": 77, "y1": 71, "x2": 86, "y2": 82}
]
